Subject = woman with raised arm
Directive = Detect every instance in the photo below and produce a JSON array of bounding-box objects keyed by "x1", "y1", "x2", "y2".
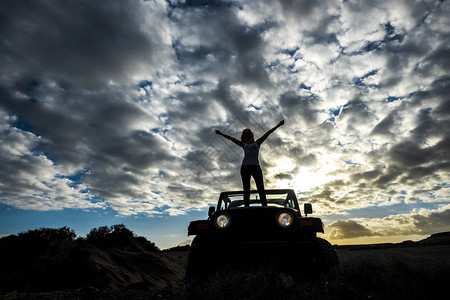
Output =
[{"x1": 215, "y1": 120, "x2": 284, "y2": 207}]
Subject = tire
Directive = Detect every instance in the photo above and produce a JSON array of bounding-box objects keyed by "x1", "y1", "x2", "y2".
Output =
[
  {"x1": 186, "y1": 236, "x2": 211, "y2": 292},
  {"x1": 314, "y1": 237, "x2": 339, "y2": 271}
]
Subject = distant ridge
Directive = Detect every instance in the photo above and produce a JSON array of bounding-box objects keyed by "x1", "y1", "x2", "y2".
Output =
[
  {"x1": 335, "y1": 231, "x2": 450, "y2": 250},
  {"x1": 419, "y1": 231, "x2": 450, "y2": 245}
]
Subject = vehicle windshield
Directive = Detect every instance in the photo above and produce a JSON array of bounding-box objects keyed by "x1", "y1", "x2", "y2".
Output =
[{"x1": 219, "y1": 191, "x2": 297, "y2": 210}]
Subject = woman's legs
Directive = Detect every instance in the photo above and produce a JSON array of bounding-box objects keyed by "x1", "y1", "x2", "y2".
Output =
[
  {"x1": 241, "y1": 165, "x2": 267, "y2": 207},
  {"x1": 252, "y1": 166, "x2": 267, "y2": 206},
  {"x1": 240, "y1": 165, "x2": 251, "y2": 207}
]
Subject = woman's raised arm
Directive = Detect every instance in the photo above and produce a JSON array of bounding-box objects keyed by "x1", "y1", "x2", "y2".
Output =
[
  {"x1": 256, "y1": 120, "x2": 284, "y2": 146},
  {"x1": 216, "y1": 130, "x2": 244, "y2": 147}
]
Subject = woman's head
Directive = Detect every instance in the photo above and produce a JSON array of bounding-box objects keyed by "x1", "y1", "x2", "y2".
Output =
[{"x1": 241, "y1": 128, "x2": 254, "y2": 143}]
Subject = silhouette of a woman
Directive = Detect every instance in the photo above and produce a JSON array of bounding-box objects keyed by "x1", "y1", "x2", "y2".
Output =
[{"x1": 216, "y1": 120, "x2": 284, "y2": 207}]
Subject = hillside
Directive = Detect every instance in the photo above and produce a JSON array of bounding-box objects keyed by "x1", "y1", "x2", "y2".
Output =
[{"x1": 0, "y1": 225, "x2": 187, "y2": 298}]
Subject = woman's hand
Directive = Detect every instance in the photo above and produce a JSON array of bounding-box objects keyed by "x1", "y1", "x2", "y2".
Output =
[
  {"x1": 215, "y1": 130, "x2": 222, "y2": 135},
  {"x1": 278, "y1": 120, "x2": 284, "y2": 127}
]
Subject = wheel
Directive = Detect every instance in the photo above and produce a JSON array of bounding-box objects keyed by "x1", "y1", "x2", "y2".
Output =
[
  {"x1": 186, "y1": 236, "x2": 211, "y2": 292},
  {"x1": 186, "y1": 237, "x2": 200, "y2": 290},
  {"x1": 314, "y1": 237, "x2": 339, "y2": 271}
]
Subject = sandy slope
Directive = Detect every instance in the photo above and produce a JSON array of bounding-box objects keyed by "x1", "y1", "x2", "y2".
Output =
[{"x1": 86, "y1": 247, "x2": 188, "y2": 297}]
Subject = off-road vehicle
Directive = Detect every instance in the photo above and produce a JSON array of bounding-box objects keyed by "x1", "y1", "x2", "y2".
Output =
[{"x1": 186, "y1": 189, "x2": 338, "y2": 288}]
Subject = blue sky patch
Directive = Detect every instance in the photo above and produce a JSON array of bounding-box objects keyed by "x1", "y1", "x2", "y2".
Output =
[
  {"x1": 386, "y1": 96, "x2": 401, "y2": 103},
  {"x1": 280, "y1": 47, "x2": 299, "y2": 57},
  {"x1": 299, "y1": 82, "x2": 312, "y2": 91},
  {"x1": 13, "y1": 116, "x2": 36, "y2": 135}
]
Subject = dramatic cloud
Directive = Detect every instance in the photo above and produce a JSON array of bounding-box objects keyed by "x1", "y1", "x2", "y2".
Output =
[
  {"x1": 0, "y1": 0, "x2": 449, "y2": 242},
  {"x1": 327, "y1": 205, "x2": 450, "y2": 241},
  {"x1": 328, "y1": 220, "x2": 378, "y2": 239}
]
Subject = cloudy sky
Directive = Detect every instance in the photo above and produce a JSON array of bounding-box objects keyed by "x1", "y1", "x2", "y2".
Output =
[{"x1": 1, "y1": 0, "x2": 449, "y2": 248}]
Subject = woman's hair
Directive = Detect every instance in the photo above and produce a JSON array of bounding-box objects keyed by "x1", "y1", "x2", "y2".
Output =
[{"x1": 241, "y1": 128, "x2": 254, "y2": 143}]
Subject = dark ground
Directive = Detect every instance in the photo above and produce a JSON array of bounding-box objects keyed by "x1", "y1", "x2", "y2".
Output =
[{"x1": 1, "y1": 230, "x2": 450, "y2": 299}]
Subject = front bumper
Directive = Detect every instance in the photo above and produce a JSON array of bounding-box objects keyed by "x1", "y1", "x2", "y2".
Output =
[{"x1": 209, "y1": 239, "x2": 317, "y2": 265}]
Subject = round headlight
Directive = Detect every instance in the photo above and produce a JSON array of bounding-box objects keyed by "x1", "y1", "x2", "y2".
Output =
[
  {"x1": 215, "y1": 213, "x2": 230, "y2": 229},
  {"x1": 277, "y1": 212, "x2": 293, "y2": 228}
]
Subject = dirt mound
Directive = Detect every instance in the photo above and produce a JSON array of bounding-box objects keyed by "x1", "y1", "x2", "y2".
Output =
[{"x1": 84, "y1": 245, "x2": 187, "y2": 292}]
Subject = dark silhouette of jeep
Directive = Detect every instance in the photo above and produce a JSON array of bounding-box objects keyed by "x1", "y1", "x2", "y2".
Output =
[{"x1": 186, "y1": 189, "x2": 338, "y2": 288}]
